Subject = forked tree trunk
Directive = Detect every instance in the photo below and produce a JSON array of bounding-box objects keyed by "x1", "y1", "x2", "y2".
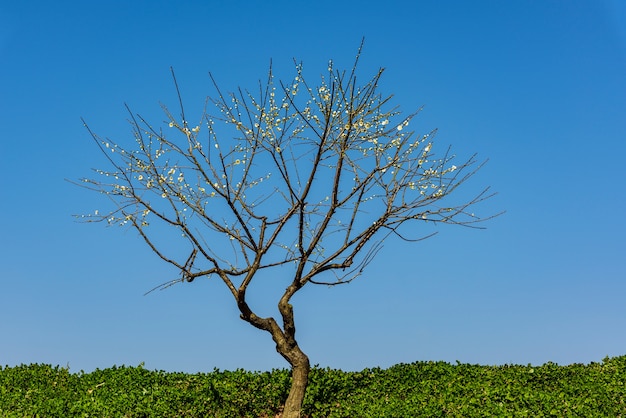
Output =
[
  {"x1": 280, "y1": 346, "x2": 310, "y2": 418},
  {"x1": 237, "y1": 291, "x2": 310, "y2": 416}
]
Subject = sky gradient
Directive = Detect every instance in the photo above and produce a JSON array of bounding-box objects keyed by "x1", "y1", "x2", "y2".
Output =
[{"x1": 1, "y1": 0, "x2": 625, "y2": 373}]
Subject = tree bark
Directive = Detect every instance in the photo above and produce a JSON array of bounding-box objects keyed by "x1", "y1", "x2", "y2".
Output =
[
  {"x1": 236, "y1": 294, "x2": 310, "y2": 417},
  {"x1": 280, "y1": 346, "x2": 310, "y2": 418}
]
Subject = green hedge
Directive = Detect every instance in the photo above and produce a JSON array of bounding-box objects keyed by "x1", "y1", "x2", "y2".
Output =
[{"x1": 1, "y1": 356, "x2": 624, "y2": 417}]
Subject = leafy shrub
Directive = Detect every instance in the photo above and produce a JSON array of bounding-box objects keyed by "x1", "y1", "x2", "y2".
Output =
[{"x1": 1, "y1": 356, "x2": 624, "y2": 417}]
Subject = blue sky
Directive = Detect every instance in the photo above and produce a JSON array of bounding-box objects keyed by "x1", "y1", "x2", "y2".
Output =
[{"x1": 1, "y1": 0, "x2": 625, "y2": 373}]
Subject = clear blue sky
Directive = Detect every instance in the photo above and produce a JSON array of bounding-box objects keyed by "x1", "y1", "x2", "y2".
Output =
[{"x1": 1, "y1": 0, "x2": 625, "y2": 373}]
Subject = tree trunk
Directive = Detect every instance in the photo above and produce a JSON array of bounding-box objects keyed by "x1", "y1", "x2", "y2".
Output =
[
  {"x1": 280, "y1": 347, "x2": 310, "y2": 418},
  {"x1": 236, "y1": 290, "x2": 310, "y2": 416}
]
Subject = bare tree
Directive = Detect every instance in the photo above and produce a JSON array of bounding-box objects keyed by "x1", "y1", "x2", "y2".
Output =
[{"x1": 78, "y1": 45, "x2": 495, "y2": 417}]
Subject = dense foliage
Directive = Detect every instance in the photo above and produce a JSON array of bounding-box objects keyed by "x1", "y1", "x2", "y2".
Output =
[{"x1": 1, "y1": 356, "x2": 624, "y2": 417}]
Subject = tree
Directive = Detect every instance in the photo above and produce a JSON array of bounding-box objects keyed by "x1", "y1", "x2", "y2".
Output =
[{"x1": 78, "y1": 44, "x2": 495, "y2": 417}]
